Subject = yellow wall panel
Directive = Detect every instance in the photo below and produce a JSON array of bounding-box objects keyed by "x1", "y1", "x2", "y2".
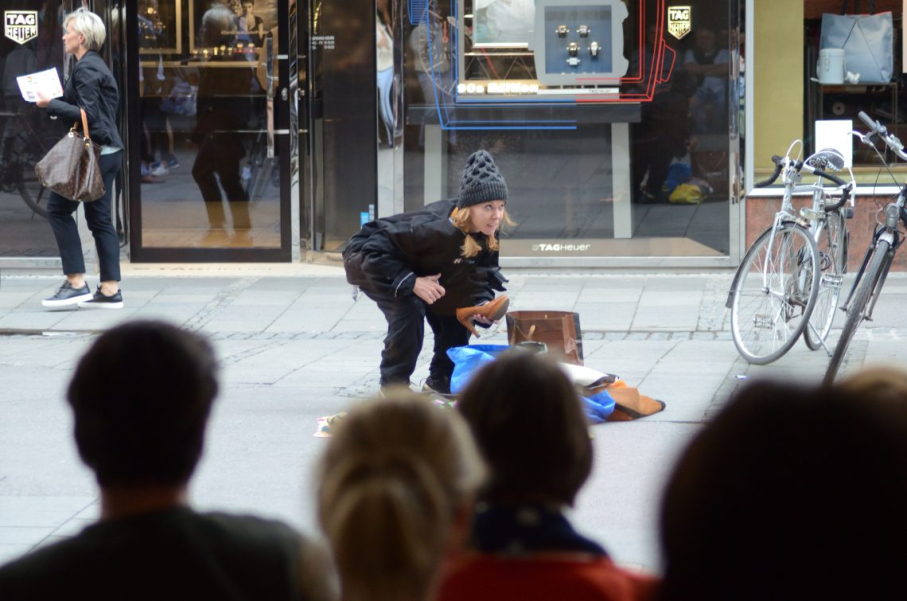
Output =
[{"x1": 754, "y1": 0, "x2": 804, "y2": 174}]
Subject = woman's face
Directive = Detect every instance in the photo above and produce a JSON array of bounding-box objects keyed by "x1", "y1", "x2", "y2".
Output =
[
  {"x1": 62, "y1": 22, "x2": 83, "y2": 55},
  {"x1": 468, "y1": 200, "x2": 506, "y2": 237}
]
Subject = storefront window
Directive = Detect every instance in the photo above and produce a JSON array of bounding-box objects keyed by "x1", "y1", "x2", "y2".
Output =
[
  {"x1": 401, "y1": 0, "x2": 738, "y2": 260},
  {"x1": 805, "y1": 1, "x2": 904, "y2": 183},
  {"x1": 0, "y1": 0, "x2": 68, "y2": 258},
  {"x1": 753, "y1": 1, "x2": 905, "y2": 187},
  {"x1": 134, "y1": 0, "x2": 284, "y2": 253}
]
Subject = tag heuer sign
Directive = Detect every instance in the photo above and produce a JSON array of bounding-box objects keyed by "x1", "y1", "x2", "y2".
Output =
[
  {"x1": 667, "y1": 6, "x2": 691, "y2": 40},
  {"x1": 5, "y1": 11, "x2": 38, "y2": 45}
]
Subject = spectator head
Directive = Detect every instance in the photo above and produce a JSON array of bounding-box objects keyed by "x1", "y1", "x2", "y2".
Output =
[
  {"x1": 837, "y1": 364, "x2": 907, "y2": 402},
  {"x1": 457, "y1": 351, "x2": 592, "y2": 507},
  {"x1": 64, "y1": 7, "x2": 106, "y2": 52},
  {"x1": 659, "y1": 380, "x2": 907, "y2": 601},
  {"x1": 694, "y1": 27, "x2": 716, "y2": 51},
  {"x1": 317, "y1": 393, "x2": 485, "y2": 601},
  {"x1": 201, "y1": 4, "x2": 237, "y2": 46},
  {"x1": 68, "y1": 320, "x2": 219, "y2": 489}
]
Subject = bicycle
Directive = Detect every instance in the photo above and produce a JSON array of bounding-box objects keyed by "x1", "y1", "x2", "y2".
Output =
[
  {"x1": 728, "y1": 143, "x2": 854, "y2": 365},
  {"x1": 823, "y1": 111, "x2": 907, "y2": 385},
  {"x1": 0, "y1": 103, "x2": 66, "y2": 219}
]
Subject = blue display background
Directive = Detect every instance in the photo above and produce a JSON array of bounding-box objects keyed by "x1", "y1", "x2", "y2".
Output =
[{"x1": 544, "y1": 6, "x2": 612, "y2": 75}]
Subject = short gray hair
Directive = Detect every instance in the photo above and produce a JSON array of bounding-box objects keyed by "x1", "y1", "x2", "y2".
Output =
[
  {"x1": 65, "y1": 8, "x2": 107, "y2": 52},
  {"x1": 201, "y1": 5, "x2": 237, "y2": 45}
]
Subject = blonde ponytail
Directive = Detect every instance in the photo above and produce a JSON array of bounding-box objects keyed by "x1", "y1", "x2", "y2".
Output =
[
  {"x1": 317, "y1": 394, "x2": 486, "y2": 601},
  {"x1": 320, "y1": 455, "x2": 449, "y2": 601}
]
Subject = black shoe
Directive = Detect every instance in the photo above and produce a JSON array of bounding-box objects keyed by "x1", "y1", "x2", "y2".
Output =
[
  {"x1": 42, "y1": 281, "x2": 93, "y2": 308},
  {"x1": 78, "y1": 286, "x2": 124, "y2": 310},
  {"x1": 422, "y1": 376, "x2": 451, "y2": 395},
  {"x1": 379, "y1": 381, "x2": 413, "y2": 398}
]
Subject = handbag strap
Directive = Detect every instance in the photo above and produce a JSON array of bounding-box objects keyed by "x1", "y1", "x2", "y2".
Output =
[
  {"x1": 842, "y1": 0, "x2": 876, "y2": 13},
  {"x1": 70, "y1": 108, "x2": 91, "y2": 141}
]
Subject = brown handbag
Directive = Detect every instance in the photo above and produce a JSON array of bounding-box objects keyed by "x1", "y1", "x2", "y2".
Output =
[
  {"x1": 35, "y1": 108, "x2": 105, "y2": 202},
  {"x1": 506, "y1": 310, "x2": 584, "y2": 365}
]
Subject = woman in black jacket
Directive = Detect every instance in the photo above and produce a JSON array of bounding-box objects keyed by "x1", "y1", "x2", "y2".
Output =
[
  {"x1": 344, "y1": 150, "x2": 512, "y2": 394},
  {"x1": 37, "y1": 8, "x2": 124, "y2": 309}
]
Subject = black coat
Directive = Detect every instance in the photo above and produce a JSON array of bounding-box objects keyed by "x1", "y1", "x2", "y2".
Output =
[
  {"x1": 343, "y1": 200, "x2": 507, "y2": 316},
  {"x1": 47, "y1": 51, "x2": 123, "y2": 149}
]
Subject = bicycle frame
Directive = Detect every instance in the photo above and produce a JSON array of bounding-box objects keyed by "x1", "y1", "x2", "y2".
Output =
[{"x1": 840, "y1": 199, "x2": 905, "y2": 322}]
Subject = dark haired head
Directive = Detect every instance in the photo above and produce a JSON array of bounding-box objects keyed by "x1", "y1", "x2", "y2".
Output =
[
  {"x1": 456, "y1": 351, "x2": 592, "y2": 506},
  {"x1": 67, "y1": 320, "x2": 219, "y2": 488},
  {"x1": 659, "y1": 380, "x2": 907, "y2": 601}
]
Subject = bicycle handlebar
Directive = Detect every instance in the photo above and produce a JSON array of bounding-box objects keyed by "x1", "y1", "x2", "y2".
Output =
[
  {"x1": 752, "y1": 155, "x2": 783, "y2": 188},
  {"x1": 858, "y1": 110, "x2": 884, "y2": 134},
  {"x1": 807, "y1": 165, "x2": 846, "y2": 187},
  {"x1": 753, "y1": 155, "x2": 848, "y2": 189},
  {"x1": 858, "y1": 110, "x2": 907, "y2": 161},
  {"x1": 823, "y1": 183, "x2": 853, "y2": 212}
]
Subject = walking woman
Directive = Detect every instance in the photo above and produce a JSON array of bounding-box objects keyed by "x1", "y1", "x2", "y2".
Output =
[
  {"x1": 343, "y1": 150, "x2": 512, "y2": 394},
  {"x1": 37, "y1": 8, "x2": 124, "y2": 309}
]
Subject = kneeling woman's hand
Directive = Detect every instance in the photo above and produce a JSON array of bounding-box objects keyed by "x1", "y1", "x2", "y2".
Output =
[{"x1": 414, "y1": 274, "x2": 446, "y2": 304}]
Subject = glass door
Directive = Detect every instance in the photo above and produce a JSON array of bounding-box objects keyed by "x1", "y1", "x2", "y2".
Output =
[{"x1": 128, "y1": 0, "x2": 291, "y2": 261}]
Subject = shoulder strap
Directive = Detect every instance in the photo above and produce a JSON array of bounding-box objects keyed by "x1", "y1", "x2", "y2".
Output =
[{"x1": 71, "y1": 108, "x2": 91, "y2": 141}]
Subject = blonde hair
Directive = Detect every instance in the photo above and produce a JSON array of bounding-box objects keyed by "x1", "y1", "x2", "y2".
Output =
[
  {"x1": 317, "y1": 394, "x2": 485, "y2": 601},
  {"x1": 450, "y1": 206, "x2": 514, "y2": 259},
  {"x1": 65, "y1": 8, "x2": 106, "y2": 52},
  {"x1": 837, "y1": 364, "x2": 907, "y2": 402}
]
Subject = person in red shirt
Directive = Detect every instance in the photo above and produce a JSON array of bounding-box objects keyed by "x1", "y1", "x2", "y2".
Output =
[{"x1": 439, "y1": 351, "x2": 659, "y2": 601}]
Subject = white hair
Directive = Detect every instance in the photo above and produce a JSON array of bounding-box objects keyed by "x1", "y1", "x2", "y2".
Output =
[{"x1": 64, "y1": 8, "x2": 107, "y2": 52}]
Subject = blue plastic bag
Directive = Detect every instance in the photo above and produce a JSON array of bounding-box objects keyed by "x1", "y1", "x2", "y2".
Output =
[
  {"x1": 448, "y1": 344, "x2": 510, "y2": 393},
  {"x1": 664, "y1": 162, "x2": 692, "y2": 193},
  {"x1": 581, "y1": 388, "x2": 616, "y2": 424}
]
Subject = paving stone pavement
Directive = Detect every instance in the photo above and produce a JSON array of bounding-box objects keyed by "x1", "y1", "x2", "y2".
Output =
[{"x1": 2, "y1": 265, "x2": 907, "y2": 572}]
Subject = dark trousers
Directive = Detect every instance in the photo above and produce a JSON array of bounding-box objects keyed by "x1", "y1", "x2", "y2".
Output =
[
  {"x1": 47, "y1": 150, "x2": 122, "y2": 282},
  {"x1": 192, "y1": 133, "x2": 250, "y2": 229},
  {"x1": 366, "y1": 290, "x2": 471, "y2": 387}
]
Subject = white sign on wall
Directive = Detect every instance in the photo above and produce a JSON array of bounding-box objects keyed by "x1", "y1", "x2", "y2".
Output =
[
  {"x1": 815, "y1": 120, "x2": 853, "y2": 168},
  {"x1": 5, "y1": 11, "x2": 38, "y2": 45}
]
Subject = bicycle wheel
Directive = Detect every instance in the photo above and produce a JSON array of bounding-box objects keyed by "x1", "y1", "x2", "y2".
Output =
[
  {"x1": 15, "y1": 132, "x2": 59, "y2": 219},
  {"x1": 804, "y1": 213, "x2": 846, "y2": 350},
  {"x1": 730, "y1": 222, "x2": 820, "y2": 365},
  {"x1": 823, "y1": 239, "x2": 891, "y2": 385},
  {"x1": 17, "y1": 170, "x2": 49, "y2": 218}
]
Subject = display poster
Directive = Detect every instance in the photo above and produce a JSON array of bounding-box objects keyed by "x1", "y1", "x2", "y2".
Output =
[{"x1": 472, "y1": 0, "x2": 535, "y2": 47}]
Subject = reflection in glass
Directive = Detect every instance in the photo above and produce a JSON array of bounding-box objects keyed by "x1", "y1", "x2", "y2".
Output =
[
  {"x1": 0, "y1": 1, "x2": 66, "y2": 257},
  {"x1": 138, "y1": 0, "x2": 281, "y2": 249}
]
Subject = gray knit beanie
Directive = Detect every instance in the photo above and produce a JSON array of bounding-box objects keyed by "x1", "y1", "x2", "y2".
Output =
[{"x1": 457, "y1": 150, "x2": 508, "y2": 209}]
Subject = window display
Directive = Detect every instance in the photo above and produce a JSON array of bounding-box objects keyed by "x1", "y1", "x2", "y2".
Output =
[{"x1": 445, "y1": 0, "x2": 674, "y2": 108}]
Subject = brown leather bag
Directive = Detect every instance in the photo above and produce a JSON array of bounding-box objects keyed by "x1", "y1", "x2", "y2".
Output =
[
  {"x1": 35, "y1": 108, "x2": 105, "y2": 202},
  {"x1": 506, "y1": 310, "x2": 584, "y2": 365}
]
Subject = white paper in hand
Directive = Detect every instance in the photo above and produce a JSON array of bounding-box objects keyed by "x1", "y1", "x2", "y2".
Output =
[{"x1": 17, "y1": 68, "x2": 64, "y2": 103}]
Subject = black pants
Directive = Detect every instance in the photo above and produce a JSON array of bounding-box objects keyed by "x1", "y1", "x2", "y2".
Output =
[
  {"x1": 47, "y1": 150, "x2": 122, "y2": 282},
  {"x1": 366, "y1": 290, "x2": 471, "y2": 387},
  {"x1": 192, "y1": 133, "x2": 250, "y2": 229}
]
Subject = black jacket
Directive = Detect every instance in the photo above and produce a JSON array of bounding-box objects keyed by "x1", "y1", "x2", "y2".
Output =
[
  {"x1": 47, "y1": 51, "x2": 123, "y2": 149},
  {"x1": 343, "y1": 199, "x2": 507, "y2": 316}
]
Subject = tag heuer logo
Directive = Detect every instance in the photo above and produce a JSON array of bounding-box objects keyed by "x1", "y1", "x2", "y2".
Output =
[
  {"x1": 5, "y1": 11, "x2": 38, "y2": 45},
  {"x1": 667, "y1": 6, "x2": 691, "y2": 40}
]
